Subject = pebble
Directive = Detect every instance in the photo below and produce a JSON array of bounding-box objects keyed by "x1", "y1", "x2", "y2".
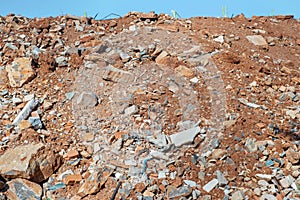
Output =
[
  {"x1": 279, "y1": 175, "x2": 294, "y2": 188},
  {"x1": 203, "y1": 178, "x2": 218, "y2": 193},
  {"x1": 246, "y1": 35, "x2": 268, "y2": 46},
  {"x1": 231, "y1": 190, "x2": 244, "y2": 200},
  {"x1": 261, "y1": 194, "x2": 277, "y2": 200},
  {"x1": 76, "y1": 91, "x2": 98, "y2": 108},
  {"x1": 169, "y1": 126, "x2": 200, "y2": 147},
  {"x1": 216, "y1": 170, "x2": 228, "y2": 186},
  {"x1": 124, "y1": 105, "x2": 138, "y2": 115},
  {"x1": 286, "y1": 147, "x2": 300, "y2": 164},
  {"x1": 65, "y1": 91, "x2": 75, "y2": 100},
  {"x1": 238, "y1": 98, "x2": 261, "y2": 108},
  {"x1": 245, "y1": 138, "x2": 257, "y2": 152},
  {"x1": 167, "y1": 185, "x2": 192, "y2": 198},
  {"x1": 183, "y1": 180, "x2": 197, "y2": 187},
  {"x1": 64, "y1": 174, "x2": 82, "y2": 185}
]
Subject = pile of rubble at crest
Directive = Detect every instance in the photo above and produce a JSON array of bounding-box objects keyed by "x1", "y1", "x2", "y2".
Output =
[{"x1": 0, "y1": 12, "x2": 299, "y2": 199}]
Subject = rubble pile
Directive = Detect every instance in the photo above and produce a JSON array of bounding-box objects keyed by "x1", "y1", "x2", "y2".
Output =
[{"x1": 0, "y1": 12, "x2": 299, "y2": 199}]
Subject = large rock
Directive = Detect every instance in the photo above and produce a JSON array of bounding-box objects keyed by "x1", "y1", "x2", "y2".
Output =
[
  {"x1": 5, "y1": 57, "x2": 36, "y2": 87},
  {"x1": 0, "y1": 143, "x2": 62, "y2": 183},
  {"x1": 5, "y1": 178, "x2": 42, "y2": 200}
]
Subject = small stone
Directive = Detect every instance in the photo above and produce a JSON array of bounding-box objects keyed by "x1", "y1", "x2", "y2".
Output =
[
  {"x1": 213, "y1": 35, "x2": 224, "y2": 43},
  {"x1": 24, "y1": 94, "x2": 35, "y2": 102},
  {"x1": 255, "y1": 173, "x2": 274, "y2": 181},
  {"x1": 102, "y1": 64, "x2": 133, "y2": 83},
  {"x1": 18, "y1": 120, "x2": 32, "y2": 130},
  {"x1": 175, "y1": 65, "x2": 193, "y2": 77},
  {"x1": 211, "y1": 149, "x2": 227, "y2": 159},
  {"x1": 6, "y1": 57, "x2": 35, "y2": 87},
  {"x1": 65, "y1": 91, "x2": 75, "y2": 100},
  {"x1": 168, "y1": 82, "x2": 179, "y2": 93},
  {"x1": 135, "y1": 182, "x2": 146, "y2": 193},
  {"x1": 231, "y1": 190, "x2": 244, "y2": 200},
  {"x1": 201, "y1": 195, "x2": 212, "y2": 200},
  {"x1": 246, "y1": 35, "x2": 268, "y2": 46},
  {"x1": 278, "y1": 86, "x2": 286, "y2": 92},
  {"x1": 124, "y1": 105, "x2": 138, "y2": 115},
  {"x1": 155, "y1": 51, "x2": 169, "y2": 65},
  {"x1": 119, "y1": 52, "x2": 131, "y2": 62},
  {"x1": 261, "y1": 194, "x2": 277, "y2": 200},
  {"x1": 6, "y1": 178, "x2": 42, "y2": 200},
  {"x1": 129, "y1": 25, "x2": 139, "y2": 31},
  {"x1": 265, "y1": 160, "x2": 274, "y2": 167},
  {"x1": 158, "y1": 171, "x2": 166, "y2": 179},
  {"x1": 12, "y1": 97, "x2": 22, "y2": 104},
  {"x1": 64, "y1": 174, "x2": 82, "y2": 185},
  {"x1": 55, "y1": 56, "x2": 68, "y2": 67},
  {"x1": 169, "y1": 126, "x2": 201, "y2": 147},
  {"x1": 183, "y1": 180, "x2": 197, "y2": 187},
  {"x1": 76, "y1": 91, "x2": 98, "y2": 108},
  {"x1": 192, "y1": 189, "x2": 201, "y2": 199},
  {"x1": 190, "y1": 77, "x2": 199, "y2": 83},
  {"x1": 28, "y1": 116, "x2": 43, "y2": 130},
  {"x1": 203, "y1": 179, "x2": 218, "y2": 193},
  {"x1": 279, "y1": 176, "x2": 294, "y2": 188},
  {"x1": 286, "y1": 147, "x2": 300, "y2": 164},
  {"x1": 245, "y1": 138, "x2": 257, "y2": 152},
  {"x1": 216, "y1": 170, "x2": 228, "y2": 186},
  {"x1": 143, "y1": 190, "x2": 155, "y2": 197},
  {"x1": 81, "y1": 132, "x2": 95, "y2": 142},
  {"x1": 167, "y1": 185, "x2": 192, "y2": 198},
  {"x1": 253, "y1": 188, "x2": 261, "y2": 196},
  {"x1": 77, "y1": 167, "x2": 114, "y2": 198},
  {"x1": 66, "y1": 149, "x2": 79, "y2": 159}
]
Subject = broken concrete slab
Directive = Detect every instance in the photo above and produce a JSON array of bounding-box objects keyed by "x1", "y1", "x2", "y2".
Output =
[{"x1": 169, "y1": 126, "x2": 201, "y2": 147}]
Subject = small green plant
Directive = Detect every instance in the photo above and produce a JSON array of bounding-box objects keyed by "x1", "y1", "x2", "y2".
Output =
[
  {"x1": 221, "y1": 6, "x2": 228, "y2": 17},
  {"x1": 83, "y1": 11, "x2": 87, "y2": 17},
  {"x1": 268, "y1": 9, "x2": 275, "y2": 16},
  {"x1": 171, "y1": 10, "x2": 181, "y2": 18}
]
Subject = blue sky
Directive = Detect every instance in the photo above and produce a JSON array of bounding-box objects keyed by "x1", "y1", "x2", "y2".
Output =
[{"x1": 0, "y1": 1, "x2": 299, "y2": 19}]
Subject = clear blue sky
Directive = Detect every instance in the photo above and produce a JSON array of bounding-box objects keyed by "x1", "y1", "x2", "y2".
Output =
[{"x1": 0, "y1": 1, "x2": 299, "y2": 19}]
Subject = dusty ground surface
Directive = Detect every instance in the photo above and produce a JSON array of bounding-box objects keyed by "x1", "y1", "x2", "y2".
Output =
[{"x1": 0, "y1": 12, "x2": 299, "y2": 200}]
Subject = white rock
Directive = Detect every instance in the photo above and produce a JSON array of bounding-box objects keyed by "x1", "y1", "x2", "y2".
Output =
[
  {"x1": 169, "y1": 126, "x2": 201, "y2": 147},
  {"x1": 190, "y1": 77, "x2": 199, "y2": 83},
  {"x1": 246, "y1": 35, "x2": 268, "y2": 46},
  {"x1": 184, "y1": 180, "x2": 197, "y2": 187},
  {"x1": 216, "y1": 170, "x2": 228, "y2": 186},
  {"x1": 12, "y1": 99, "x2": 39, "y2": 125},
  {"x1": 76, "y1": 91, "x2": 98, "y2": 108},
  {"x1": 124, "y1": 105, "x2": 138, "y2": 115},
  {"x1": 260, "y1": 194, "x2": 276, "y2": 200},
  {"x1": 213, "y1": 35, "x2": 224, "y2": 43},
  {"x1": 203, "y1": 178, "x2": 218, "y2": 193}
]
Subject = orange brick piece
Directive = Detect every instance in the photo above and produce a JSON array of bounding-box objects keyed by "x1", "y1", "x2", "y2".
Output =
[
  {"x1": 64, "y1": 174, "x2": 82, "y2": 185},
  {"x1": 66, "y1": 149, "x2": 79, "y2": 159}
]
